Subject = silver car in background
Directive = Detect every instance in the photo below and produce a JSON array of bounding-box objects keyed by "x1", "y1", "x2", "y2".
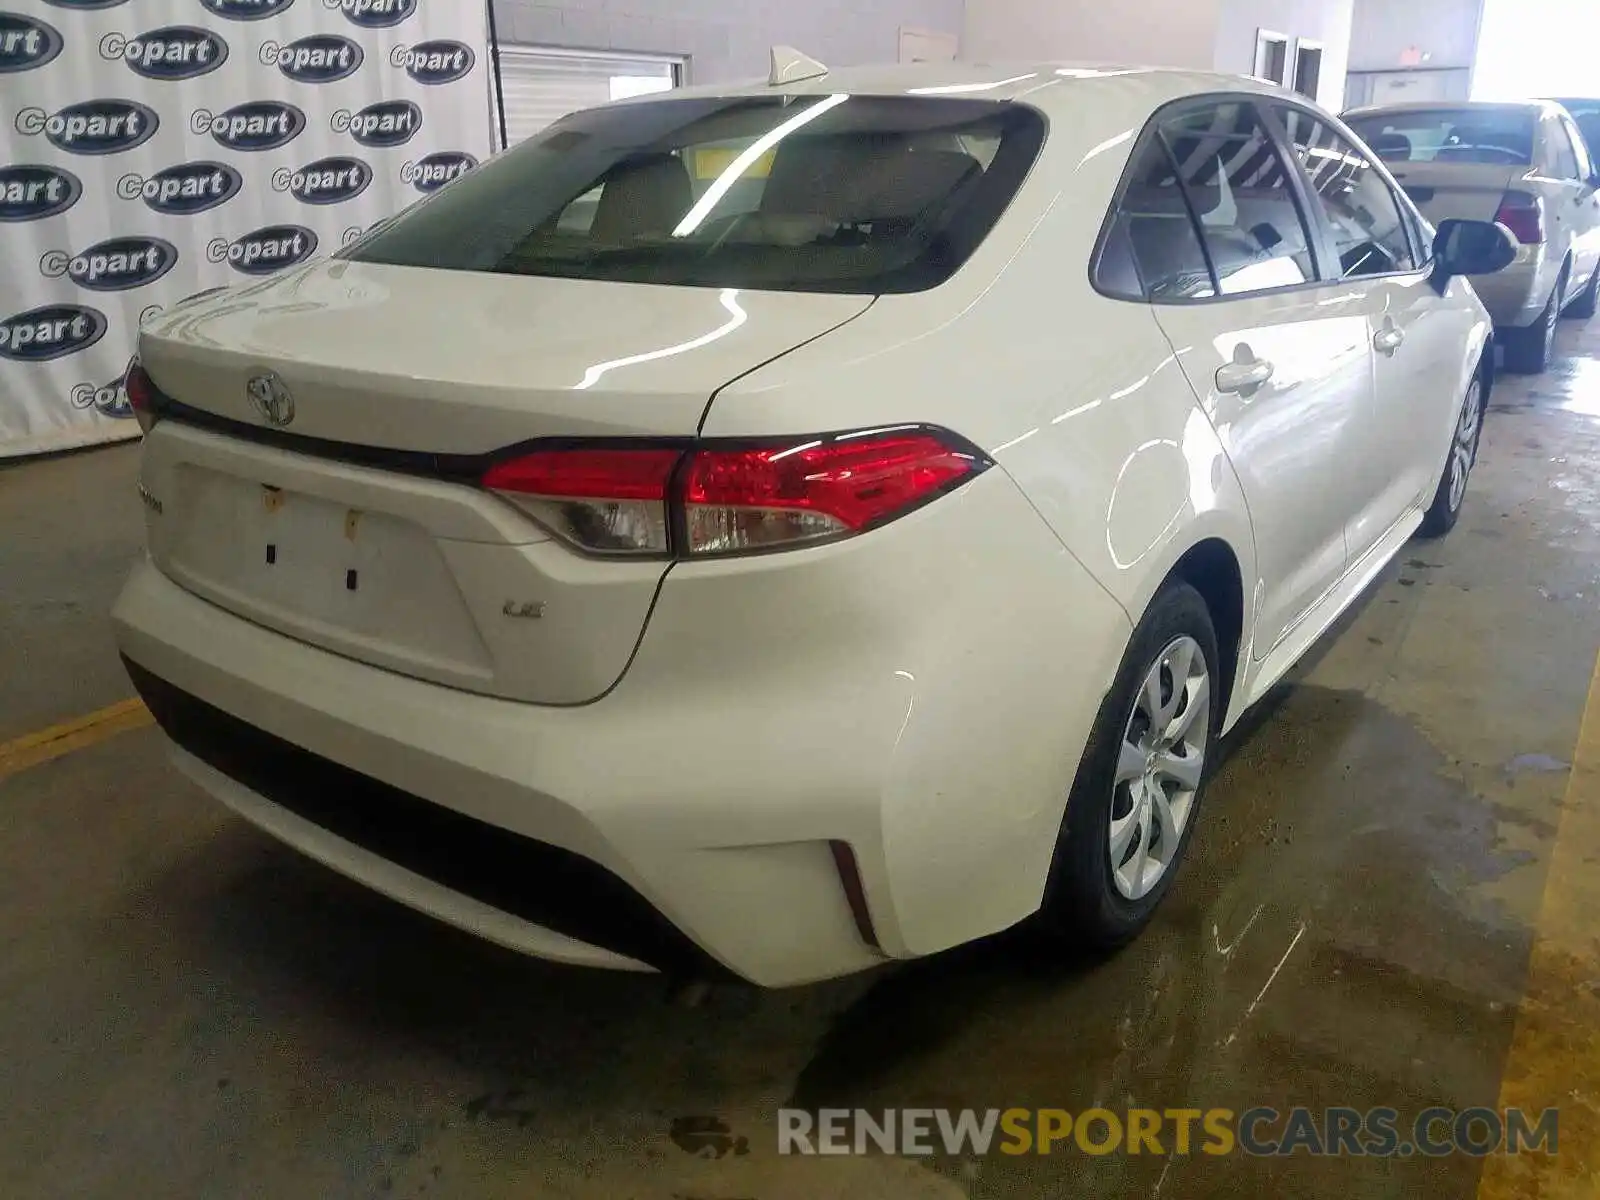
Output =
[{"x1": 1346, "y1": 100, "x2": 1600, "y2": 373}]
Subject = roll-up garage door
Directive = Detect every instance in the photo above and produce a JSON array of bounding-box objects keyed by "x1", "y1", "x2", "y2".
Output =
[{"x1": 496, "y1": 46, "x2": 682, "y2": 147}]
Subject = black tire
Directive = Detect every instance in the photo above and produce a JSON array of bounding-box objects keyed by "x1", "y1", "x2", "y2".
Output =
[
  {"x1": 1566, "y1": 261, "x2": 1600, "y2": 319},
  {"x1": 1418, "y1": 371, "x2": 1486, "y2": 539},
  {"x1": 1037, "y1": 581, "x2": 1220, "y2": 949},
  {"x1": 1504, "y1": 276, "x2": 1563, "y2": 374}
]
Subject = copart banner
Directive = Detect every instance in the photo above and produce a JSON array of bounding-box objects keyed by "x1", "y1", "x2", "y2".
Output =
[{"x1": 0, "y1": 0, "x2": 491, "y2": 458}]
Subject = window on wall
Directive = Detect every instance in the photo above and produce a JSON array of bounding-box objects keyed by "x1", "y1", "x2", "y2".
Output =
[
  {"x1": 1293, "y1": 42, "x2": 1324, "y2": 100},
  {"x1": 1254, "y1": 30, "x2": 1291, "y2": 86},
  {"x1": 495, "y1": 46, "x2": 683, "y2": 148}
]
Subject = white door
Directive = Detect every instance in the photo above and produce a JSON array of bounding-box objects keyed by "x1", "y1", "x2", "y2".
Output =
[
  {"x1": 1275, "y1": 104, "x2": 1468, "y2": 556},
  {"x1": 1547, "y1": 112, "x2": 1600, "y2": 294},
  {"x1": 1141, "y1": 100, "x2": 1371, "y2": 657}
]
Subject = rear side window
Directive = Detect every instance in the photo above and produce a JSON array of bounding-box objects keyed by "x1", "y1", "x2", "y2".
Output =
[
  {"x1": 1346, "y1": 108, "x2": 1536, "y2": 165},
  {"x1": 342, "y1": 95, "x2": 1045, "y2": 294},
  {"x1": 1278, "y1": 107, "x2": 1417, "y2": 277},
  {"x1": 1161, "y1": 103, "x2": 1317, "y2": 296},
  {"x1": 1097, "y1": 137, "x2": 1216, "y2": 302},
  {"x1": 1551, "y1": 118, "x2": 1583, "y2": 180}
]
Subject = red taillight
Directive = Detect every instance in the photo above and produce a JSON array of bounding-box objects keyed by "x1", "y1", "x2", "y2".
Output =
[
  {"x1": 124, "y1": 358, "x2": 158, "y2": 433},
  {"x1": 1495, "y1": 191, "x2": 1545, "y2": 244},
  {"x1": 482, "y1": 447, "x2": 679, "y2": 555},
  {"x1": 682, "y1": 431, "x2": 980, "y2": 556},
  {"x1": 480, "y1": 429, "x2": 985, "y2": 558}
]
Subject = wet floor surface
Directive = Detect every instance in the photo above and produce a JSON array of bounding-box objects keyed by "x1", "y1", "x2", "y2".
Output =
[{"x1": 6, "y1": 322, "x2": 1600, "y2": 1199}]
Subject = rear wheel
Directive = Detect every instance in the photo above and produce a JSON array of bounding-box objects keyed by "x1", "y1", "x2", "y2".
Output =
[
  {"x1": 1038, "y1": 582, "x2": 1219, "y2": 949},
  {"x1": 1504, "y1": 275, "x2": 1563, "y2": 374},
  {"x1": 1565, "y1": 261, "x2": 1600, "y2": 319},
  {"x1": 1418, "y1": 374, "x2": 1486, "y2": 539}
]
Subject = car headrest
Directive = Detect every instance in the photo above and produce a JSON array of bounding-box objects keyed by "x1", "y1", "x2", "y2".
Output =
[
  {"x1": 762, "y1": 140, "x2": 982, "y2": 224},
  {"x1": 590, "y1": 153, "x2": 692, "y2": 242},
  {"x1": 1369, "y1": 132, "x2": 1413, "y2": 161}
]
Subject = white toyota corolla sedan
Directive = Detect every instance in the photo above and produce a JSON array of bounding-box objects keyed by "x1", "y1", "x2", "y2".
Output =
[{"x1": 113, "y1": 58, "x2": 1515, "y2": 987}]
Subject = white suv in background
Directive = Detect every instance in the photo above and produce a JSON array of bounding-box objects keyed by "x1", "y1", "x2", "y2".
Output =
[{"x1": 114, "y1": 62, "x2": 1513, "y2": 986}]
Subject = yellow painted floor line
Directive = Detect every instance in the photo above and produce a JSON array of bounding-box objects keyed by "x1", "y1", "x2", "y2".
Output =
[
  {"x1": 0, "y1": 698, "x2": 152, "y2": 785},
  {"x1": 1479, "y1": 650, "x2": 1600, "y2": 1199}
]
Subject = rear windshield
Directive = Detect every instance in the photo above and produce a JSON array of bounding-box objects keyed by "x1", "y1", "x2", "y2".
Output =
[
  {"x1": 343, "y1": 95, "x2": 1045, "y2": 294},
  {"x1": 1346, "y1": 109, "x2": 1536, "y2": 165}
]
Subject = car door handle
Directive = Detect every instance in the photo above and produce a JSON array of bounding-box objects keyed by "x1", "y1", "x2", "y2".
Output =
[
  {"x1": 1216, "y1": 358, "x2": 1274, "y2": 395},
  {"x1": 1374, "y1": 326, "x2": 1406, "y2": 355}
]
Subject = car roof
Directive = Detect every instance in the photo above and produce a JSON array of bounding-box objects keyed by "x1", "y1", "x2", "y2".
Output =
[
  {"x1": 1345, "y1": 99, "x2": 1562, "y2": 119},
  {"x1": 622, "y1": 59, "x2": 1308, "y2": 118}
]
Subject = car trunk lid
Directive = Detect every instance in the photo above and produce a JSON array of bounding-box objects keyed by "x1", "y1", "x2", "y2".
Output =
[
  {"x1": 1383, "y1": 162, "x2": 1529, "y2": 225},
  {"x1": 136, "y1": 260, "x2": 872, "y2": 704}
]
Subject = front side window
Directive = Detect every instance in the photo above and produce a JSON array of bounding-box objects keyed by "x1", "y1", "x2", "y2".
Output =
[
  {"x1": 1160, "y1": 102, "x2": 1317, "y2": 296},
  {"x1": 343, "y1": 95, "x2": 1045, "y2": 294},
  {"x1": 1346, "y1": 108, "x2": 1536, "y2": 166},
  {"x1": 1278, "y1": 107, "x2": 1417, "y2": 278}
]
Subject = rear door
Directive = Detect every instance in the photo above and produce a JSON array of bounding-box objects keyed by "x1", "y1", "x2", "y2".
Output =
[
  {"x1": 1547, "y1": 111, "x2": 1600, "y2": 294},
  {"x1": 1136, "y1": 98, "x2": 1373, "y2": 658},
  {"x1": 1275, "y1": 104, "x2": 1467, "y2": 557}
]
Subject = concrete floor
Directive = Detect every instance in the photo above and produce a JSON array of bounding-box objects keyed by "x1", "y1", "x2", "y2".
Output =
[{"x1": 5, "y1": 323, "x2": 1600, "y2": 1200}]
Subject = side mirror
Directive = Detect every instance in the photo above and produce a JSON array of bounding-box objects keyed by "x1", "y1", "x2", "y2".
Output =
[{"x1": 1431, "y1": 219, "x2": 1518, "y2": 293}]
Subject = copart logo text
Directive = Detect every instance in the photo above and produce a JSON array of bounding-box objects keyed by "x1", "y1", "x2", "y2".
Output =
[
  {"x1": 192, "y1": 100, "x2": 305, "y2": 151},
  {"x1": 100, "y1": 26, "x2": 229, "y2": 80},
  {"x1": 118, "y1": 161, "x2": 243, "y2": 215},
  {"x1": 0, "y1": 164, "x2": 82, "y2": 221},
  {"x1": 261, "y1": 33, "x2": 362, "y2": 82},
  {"x1": 392, "y1": 39, "x2": 473, "y2": 84},
  {"x1": 208, "y1": 224, "x2": 318, "y2": 274},
  {"x1": 15, "y1": 99, "x2": 159, "y2": 155},
  {"x1": 0, "y1": 13, "x2": 64, "y2": 72},
  {"x1": 0, "y1": 304, "x2": 108, "y2": 362}
]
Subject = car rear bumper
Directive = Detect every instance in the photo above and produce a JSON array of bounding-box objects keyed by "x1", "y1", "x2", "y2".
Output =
[{"x1": 113, "y1": 466, "x2": 1131, "y2": 987}]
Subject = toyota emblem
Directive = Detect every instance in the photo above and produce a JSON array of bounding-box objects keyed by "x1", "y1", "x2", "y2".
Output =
[{"x1": 245, "y1": 371, "x2": 295, "y2": 427}]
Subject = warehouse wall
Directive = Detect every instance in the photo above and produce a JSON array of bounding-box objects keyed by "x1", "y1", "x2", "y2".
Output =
[
  {"x1": 962, "y1": 0, "x2": 1222, "y2": 68},
  {"x1": 1347, "y1": 0, "x2": 1484, "y2": 71},
  {"x1": 1214, "y1": 0, "x2": 1355, "y2": 109},
  {"x1": 493, "y1": 0, "x2": 965, "y2": 84}
]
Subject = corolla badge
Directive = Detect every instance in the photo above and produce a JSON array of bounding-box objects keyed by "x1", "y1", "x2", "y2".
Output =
[
  {"x1": 245, "y1": 372, "x2": 295, "y2": 426},
  {"x1": 392, "y1": 40, "x2": 474, "y2": 85},
  {"x1": 0, "y1": 13, "x2": 65, "y2": 73},
  {"x1": 0, "y1": 164, "x2": 83, "y2": 221}
]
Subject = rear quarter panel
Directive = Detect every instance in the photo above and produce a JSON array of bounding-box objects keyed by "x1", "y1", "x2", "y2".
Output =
[{"x1": 708, "y1": 87, "x2": 1260, "y2": 720}]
